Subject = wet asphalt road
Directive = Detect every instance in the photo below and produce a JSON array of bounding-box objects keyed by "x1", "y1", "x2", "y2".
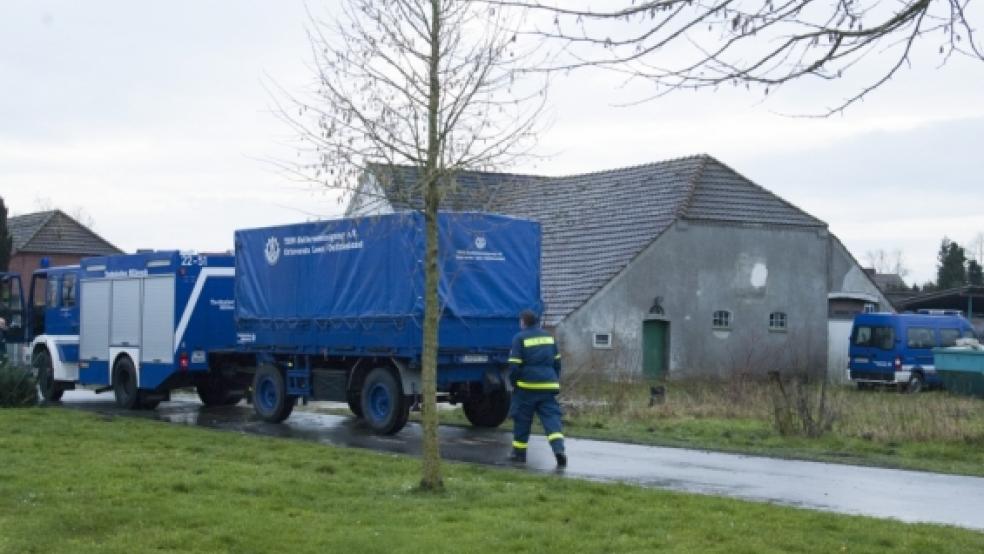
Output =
[{"x1": 55, "y1": 390, "x2": 984, "y2": 531}]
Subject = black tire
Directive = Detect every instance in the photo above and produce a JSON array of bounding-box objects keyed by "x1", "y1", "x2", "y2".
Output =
[
  {"x1": 35, "y1": 350, "x2": 64, "y2": 402},
  {"x1": 197, "y1": 376, "x2": 243, "y2": 407},
  {"x1": 906, "y1": 372, "x2": 925, "y2": 394},
  {"x1": 346, "y1": 390, "x2": 364, "y2": 418},
  {"x1": 139, "y1": 397, "x2": 162, "y2": 410},
  {"x1": 252, "y1": 365, "x2": 295, "y2": 423},
  {"x1": 855, "y1": 382, "x2": 873, "y2": 391},
  {"x1": 222, "y1": 393, "x2": 245, "y2": 406},
  {"x1": 360, "y1": 367, "x2": 409, "y2": 435},
  {"x1": 463, "y1": 387, "x2": 511, "y2": 428},
  {"x1": 113, "y1": 357, "x2": 140, "y2": 410}
]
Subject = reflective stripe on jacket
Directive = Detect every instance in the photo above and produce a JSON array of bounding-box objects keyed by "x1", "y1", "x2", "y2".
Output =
[{"x1": 508, "y1": 328, "x2": 561, "y2": 390}]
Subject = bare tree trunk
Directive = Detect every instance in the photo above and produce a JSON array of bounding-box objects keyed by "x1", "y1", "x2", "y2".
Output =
[{"x1": 419, "y1": 0, "x2": 444, "y2": 492}]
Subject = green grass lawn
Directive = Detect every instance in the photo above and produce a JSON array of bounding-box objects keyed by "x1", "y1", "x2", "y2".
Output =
[{"x1": 1, "y1": 408, "x2": 982, "y2": 553}]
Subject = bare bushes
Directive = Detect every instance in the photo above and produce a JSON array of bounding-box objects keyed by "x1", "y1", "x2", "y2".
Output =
[{"x1": 767, "y1": 371, "x2": 837, "y2": 438}]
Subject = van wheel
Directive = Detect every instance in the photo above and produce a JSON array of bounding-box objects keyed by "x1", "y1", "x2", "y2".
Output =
[{"x1": 905, "y1": 373, "x2": 925, "y2": 394}]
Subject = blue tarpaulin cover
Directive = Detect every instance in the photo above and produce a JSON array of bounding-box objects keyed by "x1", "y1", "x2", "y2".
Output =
[{"x1": 235, "y1": 212, "x2": 541, "y2": 354}]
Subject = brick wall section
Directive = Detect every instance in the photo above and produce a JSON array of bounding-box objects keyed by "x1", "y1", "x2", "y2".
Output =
[{"x1": 8, "y1": 253, "x2": 88, "y2": 298}]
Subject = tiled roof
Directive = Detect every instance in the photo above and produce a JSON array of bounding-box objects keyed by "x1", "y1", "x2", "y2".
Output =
[
  {"x1": 9, "y1": 210, "x2": 122, "y2": 256},
  {"x1": 365, "y1": 154, "x2": 826, "y2": 324},
  {"x1": 871, "y1": 272, "x2": 909, "y2": 291}
]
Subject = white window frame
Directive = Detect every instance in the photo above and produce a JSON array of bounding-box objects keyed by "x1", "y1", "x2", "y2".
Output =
[
  {"x1": 592, "y1": 333, "x2": 613, "y2": 349},
  {"x1": 769, "y1": 311, "x2": 787, "y2": 332},
  {"x1": 712, "y1": 310, "x2": 732, "y2": 330}
]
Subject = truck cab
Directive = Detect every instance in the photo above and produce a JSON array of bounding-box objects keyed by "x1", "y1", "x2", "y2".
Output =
[
  {"x1": 0, "y1": 272, "x2": 27, "y2": 361},
  {"x1": 27, "y1": 264, "x2": 84, "y2": 400}
]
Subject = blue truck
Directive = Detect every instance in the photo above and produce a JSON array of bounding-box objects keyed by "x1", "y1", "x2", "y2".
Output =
[
  {"x1": 233, "y1": 211, "x2": 542, "y2": 434},
  {"x1": 21, "y1": 252, "x2": 241, "y2": 408},
  {"x1": 14, "y1": 212, "x2": 541, "y2": 435}
]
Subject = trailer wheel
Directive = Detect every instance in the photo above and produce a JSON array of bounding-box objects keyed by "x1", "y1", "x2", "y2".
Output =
[
  {"x1": 35, "y1": 350, "x2": 64, "y2": 402},
  {"x1": 463, "y1": 387, "x2": 511, "y2": 428},
  {"x1": 346, "y1": 390, "x2": 364, "y2": 418},
  {"x1": 113, "y1": 357, "x2": 140, "y2": 410},
  {"x1": 360, "y1": 367, "x2": 409, "y2": 435},
  {"x1": 252, "y1": 365, "x2": 295, "y2": 423}
]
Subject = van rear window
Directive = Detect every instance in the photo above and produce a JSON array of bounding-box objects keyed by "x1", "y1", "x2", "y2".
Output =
[
  {"x1": 906, "y1": 327, "x2": 936, "y2": 349},
  {"x1": 853, "y1": 326, "x2": 894, "y2": 350}
]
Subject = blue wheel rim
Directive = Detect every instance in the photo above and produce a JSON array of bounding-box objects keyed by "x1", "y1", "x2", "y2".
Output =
[
  {"x1": 368, "y1": 382, "x2": 391, "y2": 422},
  {"x1": 257, "y1": 376, "x2": 278, "y2": 413}
]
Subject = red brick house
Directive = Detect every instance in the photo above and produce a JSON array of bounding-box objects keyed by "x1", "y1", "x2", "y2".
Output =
[{"x1": 8, "y1": 210, "x2": 122, "y2": 289}]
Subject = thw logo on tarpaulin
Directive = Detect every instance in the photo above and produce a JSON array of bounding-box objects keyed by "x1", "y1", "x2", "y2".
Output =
[{"x1": 265, "y1": 236, "x2": 281, "y2": 265}]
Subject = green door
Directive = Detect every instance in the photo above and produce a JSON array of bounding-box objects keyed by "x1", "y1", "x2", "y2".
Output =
[{"x1": 642, "y1": 320, "x2": 668, "y2": 378}]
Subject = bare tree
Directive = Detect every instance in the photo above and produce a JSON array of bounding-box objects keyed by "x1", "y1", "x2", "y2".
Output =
[
  {"x1": 864, "y1": 248, "x2": 909, "y2": 278},
  {"x1": 271, "y1": 0, "x2": 545, "y2": 490},
  {"x1": 32, "y1": 197, "x2": 97, "y2": 231},
  {"x1": 489, "y1": 0, "x2": 983, "y2": 114},
  {"x1": 969, "y1": 232, "x2": 984, "y2": 265}
]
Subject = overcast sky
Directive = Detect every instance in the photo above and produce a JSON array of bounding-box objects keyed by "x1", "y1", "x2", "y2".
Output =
[{"x1": 2, "y1": 1, "x2": 983, "y2": 286}]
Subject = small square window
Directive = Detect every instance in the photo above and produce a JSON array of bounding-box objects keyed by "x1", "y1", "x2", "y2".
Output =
[
  {"x1": 593, "y1": 333, "x2": 612, "y2": 349},
  {"x1": 769, "y1": 311, "x2": 787, "y2": 331},
  {"x1": 712, "y1": 310, "x2": 731, "y2": 330}
]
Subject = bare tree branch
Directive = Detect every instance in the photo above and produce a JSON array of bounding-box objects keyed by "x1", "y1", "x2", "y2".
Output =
[{"x1": 485, "y1": 0, "x2": 983, "y2": 114}]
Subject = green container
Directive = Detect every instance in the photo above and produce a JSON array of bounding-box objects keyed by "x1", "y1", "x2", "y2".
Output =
[{"x1": 934, "y1": 348, "x2": 984, "y2": 398}]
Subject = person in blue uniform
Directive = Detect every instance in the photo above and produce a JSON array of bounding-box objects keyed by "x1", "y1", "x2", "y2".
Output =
[{"x1": 507, "y1": 309, "x2": 566, "y2": 467}]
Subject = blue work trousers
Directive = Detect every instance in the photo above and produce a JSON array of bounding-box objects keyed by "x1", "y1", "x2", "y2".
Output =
[{"x1": 511, "y1": 389, "x2": 565, "y2": 455}]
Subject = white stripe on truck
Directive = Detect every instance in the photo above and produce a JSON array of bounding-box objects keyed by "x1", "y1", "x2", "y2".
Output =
[{"x1": 173, "y1": 267, "x2": 235, "y2": 353}]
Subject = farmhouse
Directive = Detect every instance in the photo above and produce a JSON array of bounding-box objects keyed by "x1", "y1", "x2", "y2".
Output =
[
  {"x1": 348, "y1": 155, "x2": 889, "y2": 379},
  {"x1": 7, "y1": 210, "x2": 122, "y2": 287}
]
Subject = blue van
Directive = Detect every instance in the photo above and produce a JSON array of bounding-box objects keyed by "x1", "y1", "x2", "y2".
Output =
[{"x1": 848, "y1": 312, "x2": 976, "y2": 392}]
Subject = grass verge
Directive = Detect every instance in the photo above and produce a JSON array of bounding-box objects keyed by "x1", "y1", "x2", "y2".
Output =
[{"x1": 1, "y1": 408, "x2": 982, "y2": 553}]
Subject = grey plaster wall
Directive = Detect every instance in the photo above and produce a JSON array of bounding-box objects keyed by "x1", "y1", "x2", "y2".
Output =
[
  {"x1": 556, "y1": 221, "x2": 830, "y2": 378},
  {"x1": 828, "y1": 238, "x2": 892, "y2": 310}
]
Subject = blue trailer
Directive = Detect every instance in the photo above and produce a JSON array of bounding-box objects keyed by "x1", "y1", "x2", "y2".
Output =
[
  {"x1": 233, "y1": 211, "x2": 542, "y2": 434},
  {"x1": 28, "y1": 251, "x2": 242, "y2": 408}
]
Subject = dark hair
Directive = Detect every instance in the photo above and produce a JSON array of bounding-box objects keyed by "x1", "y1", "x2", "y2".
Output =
[{"x1": 519, "y1": 310, "x2": 539, "y2": 327}]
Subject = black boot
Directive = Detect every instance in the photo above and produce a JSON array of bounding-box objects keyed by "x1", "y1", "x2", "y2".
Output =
[
  {"x1": 507, "y1": 449, "x2": 527, "y2": 464},
  {"x1": 555, "y1": 452, "x2": 567, "y2": 468}
]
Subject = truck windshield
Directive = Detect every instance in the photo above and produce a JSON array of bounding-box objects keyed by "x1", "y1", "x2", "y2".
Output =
[{"x1": 853, "y1": 325, "x2": 894, "y2": 350}]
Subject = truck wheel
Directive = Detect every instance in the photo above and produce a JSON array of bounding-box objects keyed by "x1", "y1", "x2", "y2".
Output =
[
  {"x1": 113, "y1": 357, "x2": 140, "y2": 410},
  {"x1": 252, "y1": 365, "x2": 295, "y2": 423},
  {"x1": 346, "y1": 390, "x2": 364, "y2": 418},
  {"x1": 463, "y1": 388, "x2": 511, "y2": 428},
  {"x1": 360, "y1": 367, "x2": 409, "y2": 435},
  {"x1": 139, "y1": 396, "x2": 162, "y2": 410},
  {"x1": 35, "y1": 350, "x2": 64, "y2": 402},
  {"x1": 197, "y1": 377, "x2": 243, "y2": 407}
]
